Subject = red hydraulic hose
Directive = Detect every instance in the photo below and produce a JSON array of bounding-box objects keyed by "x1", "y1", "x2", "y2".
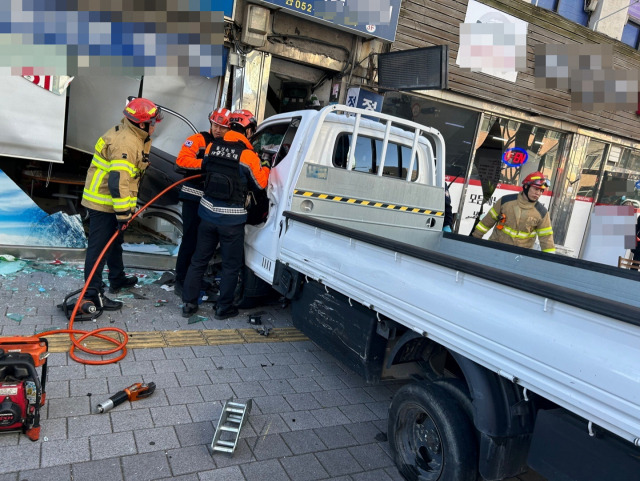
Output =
[{"x1": 36, "y1": 174, "x2": 203, "y2": 365}]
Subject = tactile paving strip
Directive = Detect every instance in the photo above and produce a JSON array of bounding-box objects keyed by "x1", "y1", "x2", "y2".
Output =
[{"x1": 43, "y1": 328, "x2": 309, "y2": 353}]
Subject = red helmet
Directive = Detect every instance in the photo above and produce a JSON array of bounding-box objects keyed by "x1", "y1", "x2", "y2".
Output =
[
  {"x1": 209, "y1": 108, "x2": 231, "y2": 127},
  {"x1": 123, "y1": 98, "x2": 163, "y2": 125},
  {"x1": 229, "y1": 109, "x2": 257, "y2": 130},
  {"x1": 522, "y1": 171, "x2": 550, "y2": 190}
]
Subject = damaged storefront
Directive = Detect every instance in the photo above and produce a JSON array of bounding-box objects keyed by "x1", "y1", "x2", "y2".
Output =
[{"x1": 0, "y1": 0, "x2": 398, "y2": 263}]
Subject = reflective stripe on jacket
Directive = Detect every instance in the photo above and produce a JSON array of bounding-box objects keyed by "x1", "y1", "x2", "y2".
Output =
[
  {"x1": 81, "y1": 118, "x2": 152, "y2": 220},
  {"x1": 472, "y1": 192, "x2": 556, "y2": 253},
  {"x1": 198, "y1": 130, "x2": 270, "y2": 226}
]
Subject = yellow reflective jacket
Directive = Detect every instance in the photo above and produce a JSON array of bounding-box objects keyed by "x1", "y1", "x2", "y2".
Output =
[
  {"x1": 472, "y1": 192, "x2": 556, "y2": 253},
  {"x1": 81, "y1": 119, "x2": 152, "y2": 221}
]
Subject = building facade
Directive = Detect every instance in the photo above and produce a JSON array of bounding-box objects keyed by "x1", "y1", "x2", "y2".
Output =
[
  {"x1": 375, "y1": 0, "x2": 640, "y2": 260},
  {"x1": 222, "y1": 0, "x2": 640, "y2": 262}
]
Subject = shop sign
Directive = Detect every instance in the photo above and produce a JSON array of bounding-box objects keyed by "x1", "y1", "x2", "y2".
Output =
[
  {"x1": 502, "y1": 147, "x2": 528, "y2": 167},
  {"x1": 253, "y1": 0, "x2": 401, "y2": 42},
  {"x1": 346, "y1": 87, "x2": 384, "y2": 114},
  {"x1": 218, "y1": 0, "x2": 235, "y2": 18}
]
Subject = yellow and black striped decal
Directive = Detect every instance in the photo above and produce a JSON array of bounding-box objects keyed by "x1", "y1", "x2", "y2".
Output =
[{"x1": 293, "y1": 189, "x2": 444, "y2": 216}]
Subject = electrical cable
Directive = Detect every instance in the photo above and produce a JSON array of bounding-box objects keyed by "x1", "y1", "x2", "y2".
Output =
[{"x1": 36, "y1": 174, "x2": 203, "y2": 365}]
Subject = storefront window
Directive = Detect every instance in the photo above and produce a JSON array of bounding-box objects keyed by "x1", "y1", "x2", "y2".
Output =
[
  {"x1": 382, "y1": 93, "x2": 479, "y2": 180},
  {"x1": 555, "y1": 138, "x2": 607, "y2": 254},
  {"x1": 575, "y1": 140, "x2": 607, "y2": 202},
  {"x1": 458, "y1": 115, "x2": 567, "y2": 236},
  {"x1": 598, "y1": 147, "x2": 640, "y2": 208}
]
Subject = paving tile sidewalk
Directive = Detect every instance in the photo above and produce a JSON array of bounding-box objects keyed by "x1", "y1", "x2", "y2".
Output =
[{"x1": 0, "y1": 262, "x2": 545, "y2": 480}]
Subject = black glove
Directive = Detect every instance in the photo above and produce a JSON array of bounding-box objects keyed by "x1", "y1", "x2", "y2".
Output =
[
  {"x1": 117, "y1": 220, "x2": 129, "y2": 232},
  {"x1": 197, "y1": 147, "x2": 206, "y2": 159}
]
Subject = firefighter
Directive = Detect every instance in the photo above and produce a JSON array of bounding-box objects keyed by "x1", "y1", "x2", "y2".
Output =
[
  {"x1": 174, "y1": 108, "x2": 231, "y2": 298},
  {"x1": 80, "y1": 97, "x2": 163, "y2": 310},
  {"x1": 472, "y1": 171, "x2": 556, "y2": 253},
  {"x1": 182, "y1": 109, "x2": 270, "y2": 320}
]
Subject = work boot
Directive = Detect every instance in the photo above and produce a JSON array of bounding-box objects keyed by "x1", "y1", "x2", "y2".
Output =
[
  {"x1": 109, "y1": 275, "x2": 138, "y2": 293},
  {"x1": 214, "y1": 305, "x2": 239, "y2": 320},
  {"x1": 182, "y1": 303, "x2": 199, "y2": 318},
  {"x1": 87, "y1": 293, "x2": 123, "y2": 311}
]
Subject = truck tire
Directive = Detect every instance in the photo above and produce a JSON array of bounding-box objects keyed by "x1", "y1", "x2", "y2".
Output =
[
  {"x1": 431, "y1": 378, "x2": 474, "y2": 423},
  {"x1": 388, "y1": 381, "x2": 478, "y2": 481}
]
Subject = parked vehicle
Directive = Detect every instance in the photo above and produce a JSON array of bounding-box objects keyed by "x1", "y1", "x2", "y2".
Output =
[{"x1": 240, "y1": 105, "x2": 640, "y2": 481}]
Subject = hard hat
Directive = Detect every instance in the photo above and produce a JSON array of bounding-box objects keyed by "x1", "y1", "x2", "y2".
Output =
[
  {"x1": 123, "y1": 98, "x2": 163, "y2": 125},
  {"x1": 209, "y1": 108, "x2": 231, "y2": 127},
  {"x1": 522, "y1": 171, "x2": 550, "y2": 190},
  {"x1": 229, "y1": 109, "x2": 257, "y2": 130}
]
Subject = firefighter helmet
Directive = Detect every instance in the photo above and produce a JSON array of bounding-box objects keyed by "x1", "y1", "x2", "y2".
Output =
[
  {"x1": 209, "y1": 108, "x2": 231, "y2": 127},
  {"x1": 522, "y1": 171, "x2": 550, "y2": 190},
  {"x1": 123, "y1": 98, "x2": 163, "y2": 125},
  {"x1": 229, "y1": 109, "x2": 257, "y2": 130}
]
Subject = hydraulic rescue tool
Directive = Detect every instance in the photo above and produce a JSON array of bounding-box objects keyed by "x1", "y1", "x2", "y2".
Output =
[
  {"x1": 0, "y1": 337, "x2": 48, "y2": 441},
  {"x1": 96, "y1": 382, "x2": 156, "y2": 413},
  {"x1": 57, "y1": 287, "x2": 103, "y2": 321}
]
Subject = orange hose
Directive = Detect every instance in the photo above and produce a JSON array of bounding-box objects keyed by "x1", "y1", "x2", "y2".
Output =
[{"x1": 36, "y1": 174, "x2": 203, "y2": 365}]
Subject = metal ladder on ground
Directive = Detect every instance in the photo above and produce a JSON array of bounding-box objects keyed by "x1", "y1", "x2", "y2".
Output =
[{"x1": 210, "y1": 398, "x2": 252, "y2": 455}]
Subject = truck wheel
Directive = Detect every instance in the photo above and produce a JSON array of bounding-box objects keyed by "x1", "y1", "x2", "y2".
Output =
[{"x1": 388, "y1": 381, "x2": 478, "y2": 481}]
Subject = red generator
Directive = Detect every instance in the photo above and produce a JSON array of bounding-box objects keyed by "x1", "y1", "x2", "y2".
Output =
[{"x1": 0, "y1": 337, "x2": 48, "y2": 441}]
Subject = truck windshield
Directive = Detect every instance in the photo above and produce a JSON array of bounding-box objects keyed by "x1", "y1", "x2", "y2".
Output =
[{"x1": 251, "y1": 118, "x2": 300, "y2": 168}]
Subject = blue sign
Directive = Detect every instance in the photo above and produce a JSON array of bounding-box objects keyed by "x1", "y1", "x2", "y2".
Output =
[
  {"x1": 218, "y1": 0, "x2": 235, "y2": 18},
  {"x1": 502, "y1": 147, "x2": 529, "y2": 168},
  {"x1": 635, "y1": 180, "x2": 640, "y2": 190},
  {"x1": 346, "y1": 87, "x2": 384, "y2": 112},
  {"x1": 254, "y1": 0, "x2": 401, "y2": 42}
]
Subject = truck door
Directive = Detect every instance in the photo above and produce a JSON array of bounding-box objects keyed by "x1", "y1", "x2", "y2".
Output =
[{"x1": 245, "y1": 118, "x2": 300, "y2": 283}]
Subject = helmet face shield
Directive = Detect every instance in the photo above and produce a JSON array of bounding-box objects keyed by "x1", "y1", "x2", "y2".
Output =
[{"x1": 149, "y1": 108, "x2": 164, "y2": 126}]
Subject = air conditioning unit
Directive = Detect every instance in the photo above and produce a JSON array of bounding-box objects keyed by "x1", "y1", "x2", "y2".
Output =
[{"x1": 584, "y1": 0, "x2": 598, "y2": 13}]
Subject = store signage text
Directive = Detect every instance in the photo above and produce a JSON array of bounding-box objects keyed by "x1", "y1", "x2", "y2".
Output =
[{"x1": 502, "y1": 147, "x2": 528, "y2": 167}]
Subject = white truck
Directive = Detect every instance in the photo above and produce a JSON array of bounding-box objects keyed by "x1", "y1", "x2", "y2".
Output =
[{"x1": 239, "y1": 105, "x2": 640, "y2": 481}]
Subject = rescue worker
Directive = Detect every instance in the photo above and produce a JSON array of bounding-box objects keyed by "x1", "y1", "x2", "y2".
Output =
[
  {"x1": 182, "y1": 109, "x2": 270, "y2": 319},
  {"x1": 174, "y1": 108, "x2": 231, "y2": 297},
  {"x1": 81, "y1": 97, "x2": 163, "y2": 310},
  {"x1": 472, "y1": 171, "x2": 556, "y2": 253}
]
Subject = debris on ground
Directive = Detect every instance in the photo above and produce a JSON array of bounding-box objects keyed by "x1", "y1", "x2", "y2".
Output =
[
  {"x1": 188, "y1": 315, "x2": 208, "y2": 325},
  {"x1": 256, "y1": 326, "x2": 271, "y2": 337},
  {"x1": 6, "y1": 313, "x2": 24, "y2": 323}
]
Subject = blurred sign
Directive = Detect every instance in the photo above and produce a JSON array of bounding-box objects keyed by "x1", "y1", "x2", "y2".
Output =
[{"x1": 253, "y1": 0, "x2": 400, "y2": 41}]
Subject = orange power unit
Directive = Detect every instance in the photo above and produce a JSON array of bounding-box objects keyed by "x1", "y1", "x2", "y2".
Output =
[{"x1": 0, "y1": 337, "x2": 48, "y2": 441}]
